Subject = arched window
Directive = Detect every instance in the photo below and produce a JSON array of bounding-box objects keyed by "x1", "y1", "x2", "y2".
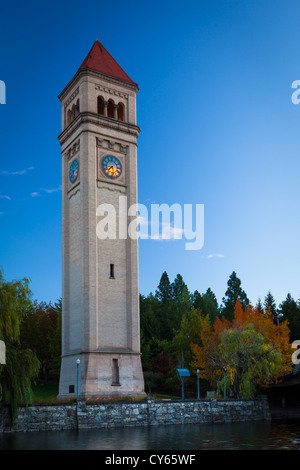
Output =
[
  {"x1": 107, "y1": 99, "x2": 114, "y2": 119},
  {"x1": 66, "y1": 99, "x2": 80, "y2": 128},
  {"x1": 117, "y1": 102, "x2": 125, "y2": 122},
  {"x1": 97, "y1": 96, "x2": 104, "y2": 115}
]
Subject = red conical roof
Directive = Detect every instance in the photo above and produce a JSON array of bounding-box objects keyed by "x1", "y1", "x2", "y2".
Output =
[{"x1": 78, "y1": 40, "x2": 137, "y2": 86}]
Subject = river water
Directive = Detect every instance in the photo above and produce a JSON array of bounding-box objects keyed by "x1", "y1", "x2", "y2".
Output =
[{"x1": 1, "y1": 420, "x2": 300, "y2": 450}]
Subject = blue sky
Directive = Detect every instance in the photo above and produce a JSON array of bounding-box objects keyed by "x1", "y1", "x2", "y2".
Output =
[{"x1": 0, "y1": 0, "x2": 300, "y2": 308}]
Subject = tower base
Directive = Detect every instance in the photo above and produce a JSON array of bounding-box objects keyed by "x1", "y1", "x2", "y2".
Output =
[{"x1": 58, "y1": 351, "x2": 145, "y2": 400}]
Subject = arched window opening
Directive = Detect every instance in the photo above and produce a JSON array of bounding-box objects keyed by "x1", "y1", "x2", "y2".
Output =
[
  {"x1": 107, "y1": 99, "x2": 114, "y2": 119},
  {"x1": 117, "y1": 102, "x2": 125, "y2": 122},
  {"x1": 66, "y1": 100, "x2": 80, "y2": 128},
  {"x1": 97, "y1": 96, "x2": 104, "y2": 115}
]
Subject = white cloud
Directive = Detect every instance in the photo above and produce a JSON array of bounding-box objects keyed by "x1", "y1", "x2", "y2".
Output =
[
  {"x1": 42, "y1": 185, "x2": 62, "y2": 194},
  {"x1": 141, "y1": 220, "x2": 184, "y2": 241},
  {"x1": 207, "y1": 254, "x2": 225, "y2": 259},
  {"x1": 30, "y1": 185, "x2": 62, "y2": 198},
  {"x1": 0, "y1": 195, "x2": 11, "y2": 200},
  {"x1": 1, "y1": 166, "x2": 34, "y2": 176}
]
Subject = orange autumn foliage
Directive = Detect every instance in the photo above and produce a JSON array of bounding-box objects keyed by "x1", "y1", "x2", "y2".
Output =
[{"x1": 190, "y1": 299, "x2": 292, "y2": 388}]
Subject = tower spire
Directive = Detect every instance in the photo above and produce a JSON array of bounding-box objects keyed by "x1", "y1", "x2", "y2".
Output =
[{"x1": 78, "y1": 39, "x2": 137, "y2": 86}]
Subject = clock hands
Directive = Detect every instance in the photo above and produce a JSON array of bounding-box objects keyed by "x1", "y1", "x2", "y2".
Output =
[{"x1": 102, "y1": 156, "x2": 122, "y2": 178}]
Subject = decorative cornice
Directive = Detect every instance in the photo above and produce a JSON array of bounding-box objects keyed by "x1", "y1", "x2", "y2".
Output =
[
  {"x1": 64, "y1": 139, "x2": 80, "y2": 160},
  {"x1": 96, "y1": 137, "x2": 127, "y2": 154},
  {"x1": 95, "y1": 84, "x2": 128, "y2": 99},
  {"x1": 58, "y1": 68, "x2": 138, "y2": 102},
  {"x1": 64, "y1": 88, "x2": 79, "y2": 108},
  {"x1": 58, "y1": 112, "x2": 140, "y2": 146}
]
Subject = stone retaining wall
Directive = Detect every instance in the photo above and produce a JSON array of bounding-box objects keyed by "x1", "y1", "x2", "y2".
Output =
[{"x1": 0, "y1": 396, "x2": 271, "y2": 432}]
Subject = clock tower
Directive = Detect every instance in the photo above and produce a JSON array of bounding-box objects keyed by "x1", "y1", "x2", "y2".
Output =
[{"x1": 58, "y1": 40, "x2": 145, "y2": 398}]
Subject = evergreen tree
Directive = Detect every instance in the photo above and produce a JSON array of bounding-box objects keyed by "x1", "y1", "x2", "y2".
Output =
[
  {"x1": 21, "y1": 300, "x2": 62, "y2": 379},
  {"x1": 279, "y1": 294, "x2": 300, "y2": 342},
  {"x1": 193, "y1": 288, "x2": 219, "y2": 324},
  {"x1": 155, "y1": 271, "x2": 172, "y2": 303},
  {"x1": 257, "y1": 297, "x2": 264, "y2": 313},
  {"x1": 171, "y1": 275, "x2": 193, "y2": 330},
  {"x1": 205, "y1": 287, "x2": 219, "y2": 307},
  {"x1": 171, "y1": 274, "x2": 188, "y2": 301},
  {"x1": 220, "y1": 271, "x2": 249, "y2": 321},
  {"x1": 264, "y1": 290, "x2": 277, "y2": 317},
  {"x1": 193, "y1": 290, "x2": 202, "y2": 310}
]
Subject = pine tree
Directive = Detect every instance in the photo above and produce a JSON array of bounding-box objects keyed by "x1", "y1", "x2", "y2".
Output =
[
  {"x1": 257, "y1": 297, "x2": 264, "y2": 313},
  {"x1": 171, "y1": 274, "x2": 188, "y2": 301},
  {"x1": 193, "y1": 288, "x2": 219, "y2": 324},
  {"x1": 279, "y1": 293, "x2": 300, "y2": 342},
  {"x1": 193, "y1": 290, "x2": 202, "y2": 310},
  {"x1": 220, "y1": 271, "x2": 249, "y2": 321},
  {"x1": 155, "y1": 271, "x2": 172, "y2": 303},
  {"x1": 264, "y1": 290, "x2": 277, "y2": 317}
]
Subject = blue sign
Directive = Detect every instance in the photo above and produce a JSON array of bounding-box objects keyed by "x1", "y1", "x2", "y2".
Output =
[{"x1": 177, "y1": 369, "x2": 190, "y2": 377}]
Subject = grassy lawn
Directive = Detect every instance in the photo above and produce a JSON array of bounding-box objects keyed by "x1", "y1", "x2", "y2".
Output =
[
  {"x1": 31, "y1": 380, "x2": 60, "y2": 403},
  {"x1": 31, "y1": 381, "x2": 183, "y2": 404},
  {"x1": 152, "y1": 393, "x2": 181, "y2": 400}
]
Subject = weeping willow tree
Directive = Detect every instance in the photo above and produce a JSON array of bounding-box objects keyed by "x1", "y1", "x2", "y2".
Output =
[
  {"x1": 217, "y1": 325, "x2": 282, "y2": 399},
  {"x1": 0, "y1": 268, "x2": 40, "y2": 420}
]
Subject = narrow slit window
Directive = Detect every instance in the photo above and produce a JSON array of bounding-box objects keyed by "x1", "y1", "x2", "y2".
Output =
[
  {"x1": 112, "y1": 359, "x2": 120, "y2": 385},
  {"x1": 110, "y1": 264, "x2": 115, "y2": 279}
]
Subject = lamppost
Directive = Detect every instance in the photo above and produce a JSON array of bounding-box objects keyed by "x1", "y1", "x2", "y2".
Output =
[
  {"x1": 197, "y1": 369, "x2": 200, "y2": 400},
  {"x1": 76, "y1": 358, "x2": 80, "y2": 401},
  {"x1": 223, "y1": 366, "x2": 227, "y2": 399},
  {"x1": 277, "y1": 313, "x2": 283, "y2": 327}
]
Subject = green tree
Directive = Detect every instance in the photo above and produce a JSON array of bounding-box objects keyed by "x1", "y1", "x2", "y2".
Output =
[
  {"x1": 171, "y1": 274, "x2": 193, "y2": 330},
  {"x1": 0, "y1": 269, "x2": 40, "y2": 419},
  {"x1": 193, "y1": 290, "x2": 202, "y2": 310},
  {"x1": 141, "y1": 273, "x2": 193, "y2": 392},
  {"x1": 279, "y1": 293, "x2": 300, "y2": 342},
  {"x1": 220, "y1": 271, "x2": 249, "y2": 321},
  {"x1": 155, "y1": 271, "x2": 172, "y2": 304},
  {"x1": 21, "y1": 300, "x2": 61, "y2": 379},
  {"x1": 218, "y1": 324, "x2": 282, "y2": 399},
  {"x1": 171, "y1": 274, "x2": 188, "y2": 302},
  {"x1": 193, "y1": 288, "x2": 219, "y2": 324},
  {"x1": 264, "y1": 290, "x2": 277, "y2": 317},
  {"x1": 257, "y1": 297, "x2": 264, "y2": 313},
  {"x1": 172, "y1": 308, "x2": 208, "y2": 369},
  {"x1": 140, "y1": 294, "x2": 161, "y2": 369}
]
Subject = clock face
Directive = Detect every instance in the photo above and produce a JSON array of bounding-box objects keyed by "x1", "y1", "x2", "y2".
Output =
[
  {"x1": 102, "y1": 155, "x2": 122, "y2": 179},
  {"x1": 69, "y1": 159, "x2": 79, "y2": 184}
]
